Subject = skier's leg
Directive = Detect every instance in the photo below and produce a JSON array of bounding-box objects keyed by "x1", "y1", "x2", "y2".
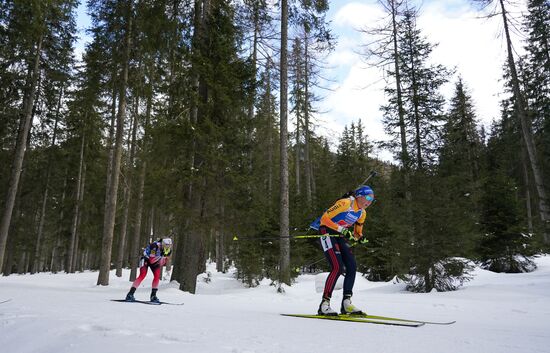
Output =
[
  {"x1": 150, "y1": 265, "x2": 161, "y2": 302},
  {"x1": 317, "y1": 227, "x2": 344, "y2": 315},
  {"x1": 340, "y1": 239, "x2": 357, "y2": 297},
  {"x1": 339, "y1": 240, "x2": 364, "y2": 314},
  {"x1": 151, "y1": 264, "x2": 161, "y2": 290},
  {"x1": 319, "y1": 227, "x2": 345, "y2": 300},
  {"x1": 322, "y1": 244, "x2": 344, "y2": 300},
  {"x1": 126, "y1": 264, "x2": 148, "y2": 300},
  {"x1": 131, "y1": 263, "x2": 149, "y2": 288}
]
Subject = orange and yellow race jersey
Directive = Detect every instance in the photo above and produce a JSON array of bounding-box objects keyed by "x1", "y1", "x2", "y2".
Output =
[{"x1": 310, "y1": 197, "x2": 366, "y2": 239}]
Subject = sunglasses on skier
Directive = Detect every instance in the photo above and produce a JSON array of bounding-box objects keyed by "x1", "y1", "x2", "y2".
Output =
[{"x1": 365, "y1": 194, "x2": 374, "y2": 202}]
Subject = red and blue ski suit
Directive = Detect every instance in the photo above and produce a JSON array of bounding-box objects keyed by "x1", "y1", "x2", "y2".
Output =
[
  {"x1": 131, "y1": 241, "x2": 171, "y2": 290},
  {"x1": 311, "y1": 196, "x2": 367, "y2": 300}
]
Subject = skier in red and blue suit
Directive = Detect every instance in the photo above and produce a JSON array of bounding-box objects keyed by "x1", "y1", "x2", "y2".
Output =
[
  {"x1": 125, "y1": 238, "x2": 173, "y2": 303},
  {"x1": 310, "y1": 185, "x2": 374, "y2": 316}
]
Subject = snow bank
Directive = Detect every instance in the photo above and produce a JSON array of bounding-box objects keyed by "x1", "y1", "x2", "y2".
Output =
[{"x1": 1, "y1": 256, "x2": 549, "y2": 353}]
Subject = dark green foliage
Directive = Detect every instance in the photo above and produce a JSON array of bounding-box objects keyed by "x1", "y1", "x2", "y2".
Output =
[
  {"x1": 522, "y1": 0, "x2": 550, "y2": 239},
  {"x1": 0, "y1": 0, "x2": 80, "y2": 273},
  {"x1": 523, "y1": 0, "x2": 550, "y2": 136},
  {"x1": 438, "y1": 78, "x2": 484, "y2": 255},
  {"x1": 397, "y1": 8, "x2": 450, "y2": 169},
  {"x1": 405, "y1": 258, "x2": 474, "y2": 292},
  {"x1": 478, "y1": 170, "x2": 536, "y2": 272},
  {"x1": 335, "y1": 120, "x2": 374, "y2": 195},
  {"x1": 477, "y1": 121, "x2": 537, "y2": 272},
  {"x1": 356, "y1": 175, "x2": 407, "y2": 282},
  {"x1": 0, "y1": 0, "x2": 545, "y2": 294},
  {"x1": 398, "y1": 172, "x2": 475, "y2": 292}
]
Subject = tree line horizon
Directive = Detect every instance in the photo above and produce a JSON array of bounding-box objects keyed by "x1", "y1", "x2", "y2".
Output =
[{"x1": 0, "y1": 0, "x2": 548, "y2": 293}]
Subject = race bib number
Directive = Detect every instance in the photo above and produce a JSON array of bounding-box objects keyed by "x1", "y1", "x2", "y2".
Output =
[{"x1": 320, "y1": 236, "x2": 333, "y2": 252}]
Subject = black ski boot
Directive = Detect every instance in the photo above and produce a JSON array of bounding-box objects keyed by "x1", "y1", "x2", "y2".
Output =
[
  {"x1": 150, "y1": 288, "x2": 160, "y2": 303},
  {"x1": 125, "y1": 287, "x2": 136, "y2": 302}
]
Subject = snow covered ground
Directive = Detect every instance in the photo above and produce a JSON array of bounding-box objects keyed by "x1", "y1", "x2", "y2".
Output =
[{"x1": 1, "y1": 255, "x2": 549, "y2": 353}]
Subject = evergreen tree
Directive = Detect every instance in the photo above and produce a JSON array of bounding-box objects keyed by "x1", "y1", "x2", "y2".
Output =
[
  {"x1": 0, "y1": 0, "x2": 78, "y2": 274},
  {"x1": 335, "y1": 120, "x2": 374, "y2": 193},
  {"x1": 93, "y1": 0, "x2": 134, "y2": 286},
  {"x1": 440, "y1": 78, "x2": 482, "y2": 182},
  {"x1": 398, "y1": 7, "x2": 450, "y2": 170},
  {"x1": 168, "y1": 0, "x2": 255, "y2": 293},
  {"x1": 438, "y1": 78, "x2": 483, "y2": 260},
  {"x1": 478, "y1": 121, "x2": 536, "y2": 272},
  {"x1": 376, "y1": 4, "x2": 454, "y2": 292},
  {"x1": 290, "y1": 37, "x2": 305, "y2": 199},
  {"x1": 523, "y1": 0, "x2": 550, "y2": 136},
  {"x1": 278, "y1": 0, "x2": 291, "y2": 288},
  {"x1": 522, "y1": 0, "x2": 550, "y2": 241},
  {"x1": 361, "y1": 0, "x2": 411, "y2": 194},
  {"x1": 363, "y1": 1, "x2": 414, "y2": 263},
  {"x1": 473, "y1": 0, "x2": 550, "y2": 243}
]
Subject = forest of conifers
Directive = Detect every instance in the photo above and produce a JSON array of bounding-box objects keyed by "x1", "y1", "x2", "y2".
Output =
[{"x1": 0, "y1": 0, "x2": 548, "y2": 293}]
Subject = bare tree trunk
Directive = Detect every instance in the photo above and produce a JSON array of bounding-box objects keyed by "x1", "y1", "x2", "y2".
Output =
[
  {"x1": 303, "y1": 29, "x2": 312, "y2": 204},
  {"x1": 4, "y1": 208, "x2": 22, "y2": 274},
  {"x1": 184, "y1": 0, "x2": 202, "y2": 218},
  {"x1": 33, "y1": 181, "x2": 49, "y2": 271},
  {"x1": 310, "y1": 162, "x2": 317, "y2": 200},
  {"x1": 388, "y1": 0, "x2": 414, "y2": 246},
  {"x1": 522, "y1": 152, "x2": 534, "y2": 234},
  {"x1": 67, "y1": 133, "x2": 85, "y2": 273},
  {"x1": 410, "y1": 57, "x2": 422, "y2": 170},
  {"x1": 499, "y1": 0, "x2": 550, "y2": 242},
  {"x1": 181, "y1": 179, "x2": 207, "y2": 293},
  {"x1": 294, "y1": 38, "x2": 303, "y2": 198},
  {"x1": 295, "y1": 97, "x2": 301, "y2": 196},
  {"x1": 51, "y1": 167, "x2": 68, "y2": 273},
  {"x1": 518, "y1": 120, "x2": 535, "y2": 234},
  {"x1": 130, "y1": 83, "x2": 152, "y2": 282},
  {"x1": 72, "y1": 207, "x2": 82, "y2": 272},
  {"x1": 216, "y1": 204, "x2": 224, "y2": 272},
  {"x1": 98, "y1": 2, "x2": 133, "y2": 285},
  {"x1": 129, "y1": 159, "x2": 146, "y2": 282},
  {"x1": 103, "y1": 78, "x2": 118, "y2": 228},
  {"x1": 116, "y1": 95, "x2": 139, "y2": 277},
  {"x1": 32, "y1": 87, "x2": 64, "y2": 274},
  {"x1": 75, "y1": 164, "x2": 86, "y2": 271},
  {"x1": 178, "y1": 0, "x2": 209, "y2": 295},
  {"x1": 403, "y1": 14, "x2": 423, "y2": 170},
  {"x1": 389, "y1": 0, "x2": 412, "y2": 200},
  {"x1": 50, "y1": 242, "x2": 58, "y2": 273},
  {"x1": 0, "y1": 34, "x2": 43, "y2": 273},
  {"x1": 248, "y1": 2, "x2": 259, "y2": 134},
  {"x1": 279, "y1": 0, "x2": 291, "y2": 287},
  {"x1": 267, "y1": 58, "x2": 274, "y2": 206},
  {"x1": 17, "y1": 252, "x2": 27, "y2": 274}
]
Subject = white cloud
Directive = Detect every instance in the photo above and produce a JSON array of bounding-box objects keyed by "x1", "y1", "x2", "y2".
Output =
[
  {"x1": 333, "y1": 2, "x2": 387, "y2": 29},
  {"x1": 316, "y1": 2, "x2": 397, "y2": 161},
  {"x1": 418, "y1": 1, "x2": 520, "y2": 124},
  {"x1": 315, "y1": 0, "x2": 528, "y2": 163}
]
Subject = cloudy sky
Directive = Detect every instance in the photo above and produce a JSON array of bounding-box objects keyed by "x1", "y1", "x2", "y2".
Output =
[
  {"x1": 316, "y1": 0, "x2": 528, "y2": 161},
  {"x1": 75, "y1": 0, "x2": 529, "y2": 162}
]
